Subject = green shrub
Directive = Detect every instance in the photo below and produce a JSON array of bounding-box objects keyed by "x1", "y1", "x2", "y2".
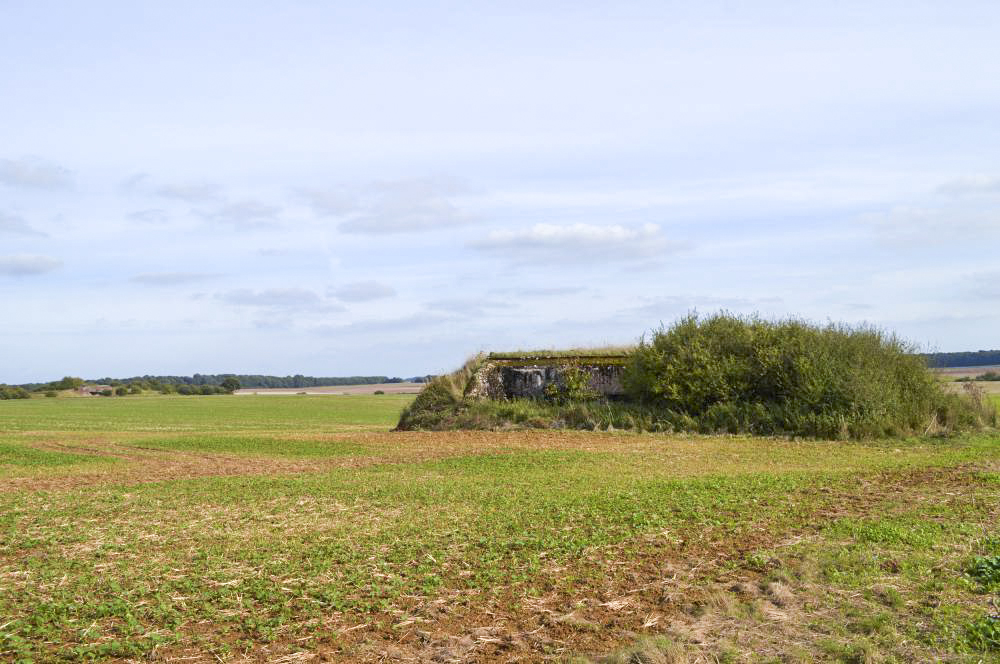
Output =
[
  {"x1": 544, "y1": 365, "x2": 599, "y2": 404},
  {"x1": 623, "y1": 313, "x2": 994, "y2": 438},
  {"x1": 0, "y1": 386, "x2": 31, "y2": 400}
]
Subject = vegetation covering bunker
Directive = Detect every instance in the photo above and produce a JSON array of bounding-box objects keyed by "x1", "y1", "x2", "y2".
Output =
[
  {"x1": 397, "y1": 314, "x2": 997, "y2": 437},
  {"x1": 468, "y1": 352, "x2": 629, "y2": 400}
]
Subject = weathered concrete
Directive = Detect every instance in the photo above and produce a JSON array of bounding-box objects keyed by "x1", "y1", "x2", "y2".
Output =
[{"x1": 467, "y1": 358, "x2": 625, "y2": 400}]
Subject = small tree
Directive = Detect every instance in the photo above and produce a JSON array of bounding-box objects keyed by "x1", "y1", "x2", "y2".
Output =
[
  {"x1": 220, "y1": 377, "x2": 241, "y2": 393},
  {"x1": 54, "y1": 376, "x2": 84, "y2": 390}
]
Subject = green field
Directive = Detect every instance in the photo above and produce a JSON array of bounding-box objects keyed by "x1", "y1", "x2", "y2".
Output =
[
  {"x1": 0, "y1": 393, "x2": 413, "y2": 433},
  {"x1": 1, "y1": 395, "x2": 999, "y2": 662}
]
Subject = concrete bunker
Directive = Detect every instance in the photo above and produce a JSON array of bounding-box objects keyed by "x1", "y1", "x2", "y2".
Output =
[{"x1": 467, "y1": 352, "x2": 628, "y2": 401}]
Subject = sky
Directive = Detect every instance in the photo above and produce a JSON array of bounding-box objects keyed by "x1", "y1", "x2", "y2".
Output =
[{"x1": 2, "y1": 0, "x2": 999, "y2": 383}]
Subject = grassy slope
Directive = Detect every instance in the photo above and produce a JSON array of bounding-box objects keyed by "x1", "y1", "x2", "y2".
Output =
[{"x1": 0, "y1": 396, "x2": 998, "y2": 661}]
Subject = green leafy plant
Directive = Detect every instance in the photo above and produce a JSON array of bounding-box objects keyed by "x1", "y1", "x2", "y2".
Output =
[
  {"x1": 969, "y1": 555, "x2": 1000, "y2": 589},
  {"x1": 967, "y1": 614, "x2": 1000, "y2": 651},
  {"x1": 544, "y1": 365, "x2": 599, "y2": 404}
]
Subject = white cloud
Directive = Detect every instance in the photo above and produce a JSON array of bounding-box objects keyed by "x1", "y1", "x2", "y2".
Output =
[
  {"x1": 119, "y1": 172, "x2": 151, "y2": 193},
  {"x1": 0, "y1": 157, "x2": 72, "y2": 190},
  {"x1": 215, "y1": 288, "x2": 343, "y2": 313},
  {"x1": 131, "y1": 272, "x2": 221, "y2": 286},
  {"x1": 328, "y1": 280, "x2": 396, "y2": 302},
  {"x1": 314, "y1": 311, "x2": 454, "y2": 335},
  {"x1": 967, "y1": 271, "x2": 1000, "y2": 300},
  {"x1": 938, "y1": 176, "x2": 1000, "y2": 196},
  {"x1": 0, "y1": 254, "x2": 62, "y2": 276},
  {"x1": 324, "y1": 176, "x2": 476, "y2": 234},
  {"x1": 487, "y1": 285, "x2": 587, "y2": 299},
  {"x1": 865, "y1": 206, "x2": 999, "y2": 246},
  {"x1": 627, "y1": 295, "x2": 783, "y2": 318},
  {"x1": 156, "y1": 182, "x2": 221, "y2": 202},
  {"x1": 297, "y1": 187, "x2": 356, "y2": 216},
  {"x1": 0, "y1": 211, "x2": 45, "y2": 236},
  {"x1": 425, "y1": 297, "x2": 514, "y2": 317},
  {"x1": 126, "y1": 209, "x2": 169, "y2": 224},
  {"x1": 207, "y1": 200, "x2": 281, "y2": 228},
  {"x1": 472, "y1": 222, "x2": 678, "y2": 263}
]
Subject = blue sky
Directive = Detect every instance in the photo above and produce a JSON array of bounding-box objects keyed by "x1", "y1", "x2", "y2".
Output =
[{"x1": 2, "y1": 1, "x2": 999, "y2": 383}]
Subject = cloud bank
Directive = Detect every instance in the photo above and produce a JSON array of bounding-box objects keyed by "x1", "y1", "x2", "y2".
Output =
[
  {"x1": 304, "y1": 177, "x2": 475, "y2": 234},
  {"x1": 131, "y1": 272, "x2": 221, "y2": 286},
  {"x1": 0, "y1": 211, "x2": 45, "y2": 236},
  {"x1": 329, "y1": 281, "x2": 396, "y2": 302},
  {"x1": 472, "y1": 223, "x2": 674, "y2": 263},
  {"x1": 156, "y1": 182, "x2": 221, "y2": 202},
  {"x1": 0, "y1": 157, "x2": 72, "y2": 190},
  {"x1": 0, "y1": 254, "x2": 62, "y2": 276}
]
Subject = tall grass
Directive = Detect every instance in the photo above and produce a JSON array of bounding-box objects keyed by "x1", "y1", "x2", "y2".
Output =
[{"x1": 395, "y1": 354, "x2": 486, "y2": 430}]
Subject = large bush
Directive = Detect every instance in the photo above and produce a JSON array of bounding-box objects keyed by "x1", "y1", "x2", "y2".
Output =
[{"x1": 624, "y1": 313, "x2": 995, "y2": 438}]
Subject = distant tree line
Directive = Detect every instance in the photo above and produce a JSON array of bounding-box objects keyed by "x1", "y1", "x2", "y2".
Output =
[
  {"x1": 15, "y1": 374, "x2": 432, "y2": 393},
  {"x1": 87, "y1": 374, "x2": 430, "y2": 388},
  {"x1": 923, "y1": 350, "x2": 1000, "y2": 368}
]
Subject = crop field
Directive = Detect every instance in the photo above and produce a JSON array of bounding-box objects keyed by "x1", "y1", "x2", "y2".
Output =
[
  {"x1": 235, "y1": 383, "x2": 425, "y2": 396},
  {"x1": 936, "y1": 365, "x2": 1000, "y2": 396},
  {"x1": 1, "y1": 395, "x2": 1000, "y2": 662}
]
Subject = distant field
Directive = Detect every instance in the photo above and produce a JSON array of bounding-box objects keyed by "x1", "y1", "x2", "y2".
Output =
[
  {"x1": 1, "y1": 395, "x2": 998, "y2": 662},
  {"x1": 935, "y1": 364, "x2": 1000, "y2": 396},
  {"x1": 0, "y1": 393, "x2": 414, "y2": 433},
  {"x1": 934, "y1": 364, "x2": 1000, "y2": 379},
  {"x1": 235, "y1": 382, "x2": 425, "y2": 396}
]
